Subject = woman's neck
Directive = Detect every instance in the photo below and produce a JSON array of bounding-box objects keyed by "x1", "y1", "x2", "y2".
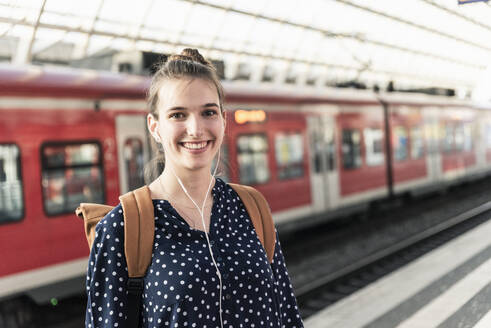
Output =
[{"x1": 158, "y1": 167, "x2": 215, "y2": 207}]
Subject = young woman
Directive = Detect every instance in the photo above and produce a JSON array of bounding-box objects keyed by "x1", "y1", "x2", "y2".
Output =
[{"x1": 85, "y1": 49, "x2": 304, "y2": 328}]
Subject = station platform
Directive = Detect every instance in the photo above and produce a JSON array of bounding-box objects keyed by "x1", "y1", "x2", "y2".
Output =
[{"x1": 304, "y1": 217, "x2": 491, "y2": 328}]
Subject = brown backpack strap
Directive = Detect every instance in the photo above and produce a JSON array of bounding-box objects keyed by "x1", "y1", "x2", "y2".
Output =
[
  {"x1": 119, "y1": 185, "x2": 155, "y2": 278},
  {"x1": 76, "y1": 203, "x2": 114, "y2": 248},
  {"x1": 229, "y1": 183, "x2": 276, "y2": 263}
]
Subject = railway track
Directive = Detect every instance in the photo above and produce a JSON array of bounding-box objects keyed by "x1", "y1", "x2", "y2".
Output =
[{"x1": 296, "y1": 201, "x2": 491, "y2": 319}]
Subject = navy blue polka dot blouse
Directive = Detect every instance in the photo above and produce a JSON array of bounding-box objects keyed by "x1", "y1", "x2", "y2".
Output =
[{"x1": 85, "y1": 178, "x2": 304, "y2": 327}]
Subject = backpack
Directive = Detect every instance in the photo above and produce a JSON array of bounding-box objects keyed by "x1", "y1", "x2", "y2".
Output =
[{"x1": 76, "y1": 183, "x2": 276, "y2": 327}]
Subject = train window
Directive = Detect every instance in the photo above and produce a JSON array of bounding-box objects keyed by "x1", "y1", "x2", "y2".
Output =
[
  {"x1": 310, "y1": 127, "x2": 336, "y2": 173},
  {"x1": 410, "y1": 126, "x2": 425, "y2": 159},
  {"x1": 393, "y1": 126, "x2": 408, "y2": 161},
  {"x1": 124, "y1": 138, "x2": 145, "y2": 190},
  {"x1": 364, "y1": 128, "x2": 384, "y2": 166},
  {"x1": 425, "y1": 122, "x2": 439, "y2": 155},
  {"x1": 41, "y1": 142, "x2": 105, "y2": 216},
  {"x1": 237, "y1": 134, "x2": 270, "y2": 185},
  {"x1": 454, "y1": 123, "x2": 465, "y2": 151},
  {"x1": 341, "y1": 129, "x2": 362, "y2": 169},
  {"x1": 442, "y1": 124, "x2": 454, "y2": 153},
  {"x1": 0, "y1": 144, "x2": 24, "y2": 223},
  {"x1": 463, "y1": 123, "x2": 473, "y2": 151},
  {"x1": 326, "y1": 127, "x2": 336, "y2": 171},
  {"x1": 275, "y1": 132, "x2": 304, "y2": 180},
  {"x1": 310, "y1": 129, "x2": 323, "y2": 173},
  {"x1": 486, "y1": 124, "x2": 491, "y2": 148}
]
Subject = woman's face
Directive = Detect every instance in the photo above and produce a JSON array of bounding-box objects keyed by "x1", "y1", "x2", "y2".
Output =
[{"x1": 149, "y1": 78, "x2": 225, "y2": 174}]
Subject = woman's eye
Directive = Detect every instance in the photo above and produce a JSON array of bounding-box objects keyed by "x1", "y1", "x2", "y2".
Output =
[
  {"x1": 170, "y1": 112, "x2": 185, "y2": 119},
  {"x1": 204, "y1": 110, "x2": 218, "y2": 117}
]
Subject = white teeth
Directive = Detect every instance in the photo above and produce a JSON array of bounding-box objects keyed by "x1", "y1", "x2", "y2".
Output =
[{"x1": 182, "y1": 141, "x2": 208, "y2": 150}]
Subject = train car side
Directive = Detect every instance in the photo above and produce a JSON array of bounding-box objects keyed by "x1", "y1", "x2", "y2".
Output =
[{"x1": 2, "y1": 66, "x2": 491, "y2": 307}]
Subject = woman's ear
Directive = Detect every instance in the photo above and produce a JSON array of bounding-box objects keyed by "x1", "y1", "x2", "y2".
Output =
[{"x1": 147, "y1": 113, "x2": 161, "y2": 142}]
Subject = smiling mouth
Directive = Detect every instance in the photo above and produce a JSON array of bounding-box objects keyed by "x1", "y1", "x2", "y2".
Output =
[{"x1": 180, "y1": 141, "x2": 210, "y2": 150}]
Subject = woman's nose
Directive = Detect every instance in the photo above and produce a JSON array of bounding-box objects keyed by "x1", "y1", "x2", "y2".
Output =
[{"x1": 186, "y1": 115, "x2": 204, "y2": 137}]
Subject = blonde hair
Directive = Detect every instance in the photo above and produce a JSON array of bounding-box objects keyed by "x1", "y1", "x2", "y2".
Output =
[{"x1": 144, "y1": 49, "x2": 225, "y2": 183}]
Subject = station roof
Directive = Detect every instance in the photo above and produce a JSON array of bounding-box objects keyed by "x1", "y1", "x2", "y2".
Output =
[{"x1": 1, "y1": 0, "x2": 491, "y2": 101}]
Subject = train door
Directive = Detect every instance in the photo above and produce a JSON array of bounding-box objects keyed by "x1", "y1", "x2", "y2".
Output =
[
  {"x1": 115, "y1": 115, "x2": 150, "y2": 194},
  {"x1": 424, "y1": 108, "x2": 442, "y2": 183},
  {"x1": 307, "y1": 113, "x2": 338, "y2": 213},
  {"x1": 324, "y1": 116, "x2": 339, "y2": 209},
  {"x1": 476, "y1": 115, "x2": 486, "y2": 170}
]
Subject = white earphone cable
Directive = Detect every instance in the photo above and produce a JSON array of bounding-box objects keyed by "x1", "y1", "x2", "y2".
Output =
[{"x1": 170, "y1": 147, "x2": 224, "y2": 328}]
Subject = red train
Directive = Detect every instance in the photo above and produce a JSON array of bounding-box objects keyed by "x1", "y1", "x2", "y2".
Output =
[{"x1": 1, "y1": 64, "x2": 491, "y2": 307}]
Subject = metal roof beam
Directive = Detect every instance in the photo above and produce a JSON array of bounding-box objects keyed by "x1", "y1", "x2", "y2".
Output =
[
  {"x1": 13, "y1": 0, "x2": 47, "y2": 64},
  {"x1": 80, "y1": 0, "x2": 105, "y2": 58},
  {"x1": 130, "y1": 0, "x2": 156, "y2": 48},
  {"x1": 335, "y1": 0, "x2": 491, "y2": 52},
  {"x1": 203, "y1": 2, "x2": 234, "y2": 53},
  {"x1": 421, "y1": 0, "x2": 491, "y2": 33},
  {"x1": 0, "y1": 16, "x2": 474, "y2": 88},
  {"x1": 2, "y1": 1, "x2": 484, "y2": 69},
  {"x1": 173, "y1": 0, "x2": 200, "y2": 52},
  {"x1": 177, "y1": 0, "x2": 485, "y2": 70}
]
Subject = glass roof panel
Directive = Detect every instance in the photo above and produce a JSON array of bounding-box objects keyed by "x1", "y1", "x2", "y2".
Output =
[
  {"x1": 0, "y1": 22, "x2": 10, "y2": 34},
  {"x1": 183, "y1": 4, "x2": 224, "y2": 46},
  {"x1": 453, "y1": 0, "x2": 491, "y2": 22},
  {"x1": 94, "y1": 19, "x2": 128, "y2": 36},
  {"x1": 246, "y1": 18, "x2": 282, "y2": 56},
  {"x1": 212, "y1": 38, "x2": 236, "y2": 53},
  {"x1": 218, "y1": 11, "x2": 253, "y2": 47},
  {"x1": 273, "y1": 24, "x2": 305, "y2": 58},
  {"x1": 261, "y1": 0, "x2": 299, "y2": 21},
  {"x1": 1, "y1": 0, "x2": 41, "y2": 22},
  {"x1": 289, "y1": 0, "x2": 317, "y2": 26},
  {"x1": 202, "y1": 0, "x2": 234, "y2": 7},
  {"x1": 282, "y1": 0, "x2": 312, "y2": 25},
  {"x1": 0, "y1": 0, "x2": 489, "y2": 94},
  {"x1": 86, "y1": 34, "x2": 115, "y2": 55},
  {"x1": 40, "y1": 11, "x2": 81, "y2": 29},
  {"x1": 9, "y1": 24, "x2": 32, "y2": 38},
  {"x1": 314, "y1": 1, "x2": 372, "y2": 34},
  {"x1": 231, "y1": 0, "x2": 267, "y2": 15},
  {"x1": 65, "y1": 31, "x2": 87, "y2": 45},
  {"x1": 346, "y1": 0, "x2": 491, "y2": 65},
  {"x1": 98, "y1": 0, "x2": 148, "y2": 25},
  {"x1": 296, "y1": 30, "x2": 323, "y2": 62},
  {"x1": 135, "y1": 39, "x2": 156, "y2": 52},
  {"x1": 140, "y1": 26, "x2": 170, "y2": 43},
  {"x1": 32, "y1": 27, "x2": 66, "y2": 49},
  {"x1": 110, "y1": 37, "x2": 134, "y2": 51},
  {"x1": 146, "y1": 0, "x2": 192, "y2": 37},
  {"x1": 44, "y1": 0, "x2": 100, "y2": 19},
  {"x1": 348, "y1": 0, "x2": 491, "y2": 47}
]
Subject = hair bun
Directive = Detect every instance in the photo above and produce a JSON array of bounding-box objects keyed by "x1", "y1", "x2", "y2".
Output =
[{"x1": 168, "y1": 48, "x2": 212, "y2": 67}]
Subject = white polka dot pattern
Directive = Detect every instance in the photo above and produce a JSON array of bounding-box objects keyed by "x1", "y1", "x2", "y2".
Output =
[{"x1": 85, "y1": 178, "x2": 304, "y2": 327}]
